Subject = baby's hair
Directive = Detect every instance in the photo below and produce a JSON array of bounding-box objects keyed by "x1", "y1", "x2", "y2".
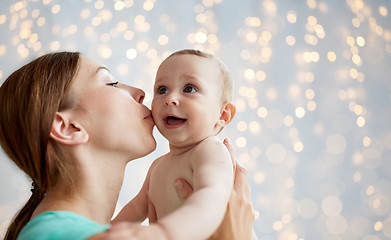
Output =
[{"x1": 169, "y1": 49, "x2": 233, "y2": 103}]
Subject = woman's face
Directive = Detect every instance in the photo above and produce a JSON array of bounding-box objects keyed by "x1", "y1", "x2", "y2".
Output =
[{"x1": 69, "y1": 56, "x2": 156, "y2": 160}]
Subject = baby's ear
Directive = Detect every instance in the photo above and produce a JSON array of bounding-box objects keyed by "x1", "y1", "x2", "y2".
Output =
[
  {"x1": 49, "y1": 112, "x2": 88, "y2": 145},
  {"x1": 217, "y1": 102, "x2": 236, "y2": 127}
]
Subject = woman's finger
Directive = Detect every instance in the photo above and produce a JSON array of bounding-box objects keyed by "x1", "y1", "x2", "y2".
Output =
[
  {"x1": 233, "y1": 160, "x2": 248, "y2": 190},
  {"x1": 223, "y1": 138, "x2": 237, "y2": 172}
]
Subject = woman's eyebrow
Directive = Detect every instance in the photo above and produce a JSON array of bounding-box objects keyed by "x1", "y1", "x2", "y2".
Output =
[{"x1": 96, "y1": 66, "x2": 110, "y2": 73}]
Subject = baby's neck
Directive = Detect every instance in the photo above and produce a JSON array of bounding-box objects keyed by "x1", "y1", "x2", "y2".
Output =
[
  {"x1": 168, "y1": 135, "x2": 218, "y2": 155},
  {"x1": 168, "y1": 142, "x2": 200, "y2": 155}
]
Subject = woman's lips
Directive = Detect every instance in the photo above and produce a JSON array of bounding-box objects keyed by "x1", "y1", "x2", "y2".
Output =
[{"x1": 144, "y1": 115, "x2": 155, "y2": 125}]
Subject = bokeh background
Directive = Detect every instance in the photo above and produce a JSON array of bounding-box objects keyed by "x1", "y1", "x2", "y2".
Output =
[{"x1": 1, "y1": 0, "x2": 391, "y2": 239}]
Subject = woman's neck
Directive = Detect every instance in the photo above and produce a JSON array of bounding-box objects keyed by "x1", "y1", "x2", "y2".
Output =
[{"x1": 32, "y1": 156, "x2": 126, "y2": 225}]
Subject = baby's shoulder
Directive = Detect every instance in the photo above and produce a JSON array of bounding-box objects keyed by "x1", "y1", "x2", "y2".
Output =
[
  {"x1": 197, "y1": 136, "x2": 223, "y2": 147},
  {"x1": 192, "y1": 136, "x2": 227, "y2": 155}
]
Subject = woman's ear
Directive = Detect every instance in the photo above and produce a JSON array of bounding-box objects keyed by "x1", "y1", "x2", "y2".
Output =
[
  {"x1": 50, "y1": 112, "x2": 88, "y2": 145},
  {"x1": 217, "y1": 102, "x2": 236, "y2": 128}
]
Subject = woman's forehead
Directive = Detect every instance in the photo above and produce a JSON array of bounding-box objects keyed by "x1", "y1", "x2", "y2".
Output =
[{"x1": 74, "y1": 56, "x2": 109, "y2": 83}]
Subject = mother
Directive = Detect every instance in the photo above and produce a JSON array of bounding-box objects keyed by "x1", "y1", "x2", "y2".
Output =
[{"x1": 0, "y1": 52, "x2": 254, "y2": 239}]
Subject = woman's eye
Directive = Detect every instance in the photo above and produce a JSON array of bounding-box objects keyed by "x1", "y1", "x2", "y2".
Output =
[
  {"x1": 183, "y1": 85, "x2": 197, "y2": 93},
  {"x1": 107, "y1": 81, "x2": 119, "y2": 87},
  {"x1": 157, "y1": 87, "x2": 168, "y2": 94}
]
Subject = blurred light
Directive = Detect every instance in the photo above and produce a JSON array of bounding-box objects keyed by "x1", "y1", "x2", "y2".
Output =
[
  {"x1": 126, "y1": 48, "x2": 137, "y2": 59},
  {"x1": 322, "y1": 196, "x2": 343, "y2": 217},
  {"x1": 195, "y1": 31, "x2": 207, "y2": 43},
  {"x1": 249, "y1": 121, "x2": 261, "y2": 134},
  {"x1": 326, "y1": 215, "x2": 348, "y2": 235},
  {"x1": 91, "y1": 16, "x2": 102, "y2": 26},
  {"x1": 352, "y1": 54, "x2": 362, "y2": 66},
  {"x1": 356, "y1": 36, "x2": 365, "y2": 46},
  {"x1": 294, "y1": 141, "x2": 304, "y2": 152},
  {"x1": 266, "y1": 143, "x2": 286, "y2": 163},
  {"x1": 299, "y1": 198, "x2": 318, "y2": 219},
  {"x1": 357, "y1": 116, "x2": 365, "y2": 127},
  {"x1": 305, "y1": 89, "x2": 315, "y2": 99},
  {"x1": 256, "y1": 70, "x2": 266, "y2": 81},
  {"x1": 236, "y1": 137, "x2": 247, "y2": 148},
  {"x1": 124, "y1": 30, "x2": 134, "y2": 40},
  {"x1": 263, "y1": 0, "x2": 277, "y2": 13},
  {"x1": 287, "y1": 11, "x2": 297, "y2": 23},
  {"x1": 284, "y1": 116, "x2": 294, "y2": 126},
  {"x1": 266, "y1": 87, "x2": 278, "y2": 101},
  {"x1": 379, "y1": 6, "x2": 388, "y2": 17},
  {"x1": 307, "y1": 101, "x2": 316, "y2": 111},
  {"x1": 237, "y1": 121, "x2": 247, "y2": 132},
  {"x1": 50, "y1": 41, "x2": 60, "y2": 51},
  {"x1": 254, "y1": 172, "x2": 265, "y2": 184},
  {"x1": 273, "y1": 221, "x2": 283, "y2": 231},
  {"x1": 257, "y1": 107, "x2": 268, "y2": 118},
  {"x1": 326, "y1": 134, "x2": 347, "y2": 154},
  {"x1": 37, "y1": 16, "x2": 45, "y2": 26},
  {"x1": 51, "y1": 4, "x2": 60, "y2": 14},
  {"x1": 244, "y1": 68, "x2": 255, "y2": 80},
  {"x1": 295, "y1": 107, "x2": 305, "y2": 118},
  {"x1": 158, "y1": 35, "x2": 169, "y2": 45},
  {"x1": 0, "y1": 14, "x2": 7, "y2": 24},
  {"x1": 94, "y1": 0, "x2": 104, "y2": 9},
  {"x1": 307, "y1": 0, "x2": 316, "y2": 9},
  {"x1": 246, "y1": 31, "x2": 257, "y2": 43},
  {"x1": 114, "y1": 1, "x2": 125, "y2": 11},
  {"x1": 98, "y1": 45, "x2": 112, "y2": 59},
  {"x1": 99, "y1": 10, "x2": 112, "y2": 22},
  {"x1": 308, "y1": 16, "x2": 317, "y2": 25},
  {"x1": 327, "y1": 51, "x2": 336, "y2": 62},
  {"x1": 143, "y1": 1, "x2": 154, "y2": 11},
  {"x1": 346, "y1": 36, "x2": 355, "y2": 46},
  {"x1": 136, "y1": 41, "x2": 148, "y2": 52},
  {"x1": 124, "y1": 0, "x2": 134, "y2": 8},
  {"x1": 374, "y1": 221, "x2": 383, "y2": 231},
  {"x1": 286, "y1": 35, "x2": 296, "y2": 46}
]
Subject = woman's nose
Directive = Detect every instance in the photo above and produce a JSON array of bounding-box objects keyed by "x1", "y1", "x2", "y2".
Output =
[{"x1": 129, "y1": 86, "x2": 145, "y2": 103}]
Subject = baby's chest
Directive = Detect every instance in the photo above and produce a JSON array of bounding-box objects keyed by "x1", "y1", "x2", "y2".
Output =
[{"x1": 148, "y1": 156, "x2": 194, "y2": 217}]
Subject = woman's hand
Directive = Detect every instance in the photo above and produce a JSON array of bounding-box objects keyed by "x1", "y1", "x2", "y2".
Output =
[{"x1": 209, "y1": 138, "x2": 256, "y2": 240}]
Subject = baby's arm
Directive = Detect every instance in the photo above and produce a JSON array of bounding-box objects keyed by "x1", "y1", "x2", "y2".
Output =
[
  {"x1": 158, "y1": 136, "x2": 234, "y2": 240},
  {"x1": 111, "y1": 162, "x2": 155, "y2": 223}
]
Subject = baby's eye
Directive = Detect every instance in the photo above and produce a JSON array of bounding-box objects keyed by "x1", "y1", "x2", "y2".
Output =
[
  {"x1": 107, "y1": 81, "x2": 119, "y2": 87},
  {"x1": 157, "y1": 86, "x2": 168, "y2": 94},
  {"x1": 183, "y1": 85, "x2": 197, "y2": 93}
]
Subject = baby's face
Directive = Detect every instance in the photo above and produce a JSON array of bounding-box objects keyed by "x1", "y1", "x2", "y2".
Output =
[{"x1": 152, "y1": 54, "x2": 223, "y2": 147}]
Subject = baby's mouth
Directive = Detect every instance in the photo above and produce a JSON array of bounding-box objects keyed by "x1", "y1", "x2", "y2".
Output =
[{"x1": 164, "y1": 116, "x2": 187, "y2": 126}]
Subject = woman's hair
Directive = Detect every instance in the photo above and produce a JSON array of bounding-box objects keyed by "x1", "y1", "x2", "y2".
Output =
[{"x1": 0, "y1": 52, "x2": 81, "y2": 240}]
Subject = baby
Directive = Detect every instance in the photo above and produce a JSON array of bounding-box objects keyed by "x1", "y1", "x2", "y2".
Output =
[{"x1": 115, "y1": 49, "x2": 236, "y2": 240}]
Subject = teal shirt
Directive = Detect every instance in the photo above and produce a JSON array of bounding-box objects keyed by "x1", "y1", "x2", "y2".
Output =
[{"x1": 18, "y1": 211, "x2": 110, "y2": 240}]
